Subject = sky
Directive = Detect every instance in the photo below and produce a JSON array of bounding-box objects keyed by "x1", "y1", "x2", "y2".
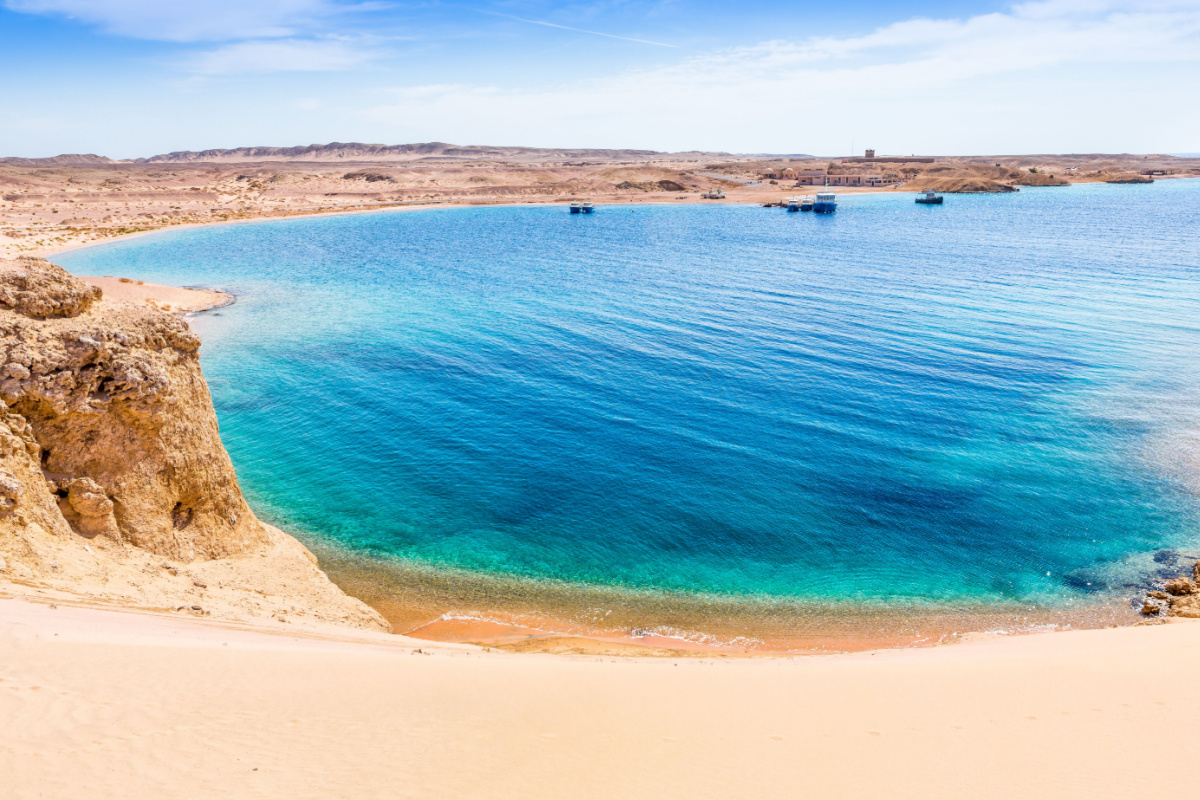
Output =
[{"x1": 1, "y1": 0, "x2": 1198, "y2": 157}]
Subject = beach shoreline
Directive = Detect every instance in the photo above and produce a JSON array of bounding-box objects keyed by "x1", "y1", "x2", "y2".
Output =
[
  {"x1": 1, "y1": 531, "x2": 1164, "y2": 657},
  {"x1": 35, "y1": 176, "x2": 1196, "y2": 263},
  {"x1": 77, "y1": 274, "x2": 235, "y2": 314},
  {"x1": 313, "y1": 545, "x2": 1153, "y2": 656},
  {"x1": 30, "y1": 189, "x2": 896, "y2": 261}
]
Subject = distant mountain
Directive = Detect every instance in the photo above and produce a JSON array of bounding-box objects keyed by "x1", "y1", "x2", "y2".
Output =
[
  {"x1": 138, "y1": 142, "x2": 687, "y2": 163},
  {"x1": 0, "y1": 154, "x2": 116, "y2": 167},
  {"x1": 0, "y1": 142, "x2": 747, "y2": 166}
]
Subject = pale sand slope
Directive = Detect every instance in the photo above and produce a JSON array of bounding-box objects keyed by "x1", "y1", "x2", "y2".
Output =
[
  {"x1": 78, "y1": 275, "x2": 233, "y2": 314},
  {"x1": 3, "y1": 596, "x2": 1198, "y2": 800}
]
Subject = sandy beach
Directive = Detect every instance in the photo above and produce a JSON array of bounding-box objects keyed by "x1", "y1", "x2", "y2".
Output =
[
  {"x1": 3, "y1": 593, "x2": 1198, "y2": 799},
  {"x1": 78, "y1": 275, "x2": 233, "y2": 314}
]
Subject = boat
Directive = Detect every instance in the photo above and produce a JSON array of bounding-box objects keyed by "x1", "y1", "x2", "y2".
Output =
[
  {"x1": 581, "y1": 201, "x2": 595, "y2": 214},
  {"x1": 813, "y1": 191, "x2": 837, "y2": 213},
  {"x1": 915, "y1": 191, "x2": 944, "y2": 205},
  {"x1": 800, "y1": 196, "x2": 814, "y2": 211},
  {"x1": 569, "y1": 202, "x2": 582, "y2": 213},
  {"x1": 786, "y1": 197, "x2": 801, "y2": 212}
]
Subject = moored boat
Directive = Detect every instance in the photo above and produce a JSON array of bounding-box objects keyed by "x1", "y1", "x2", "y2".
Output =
[
  {"x1": 915, "y1": 191, "x2": 944, "y2": 205},
  {"x1": 813, "y1": 191, "x2": 837, "y2": 213},
  {"x1": 569, "y1": 202, "x2": 582, "y2": 213},
  {"x1": 800, "y1": 196, "x2": 814, "y2": 211},
  {"x1": 786, "y1": 196, "x2": 801, "y2": 212},
  {"x1": 581, "y1": 201, "x2": 595, "y2": 213}
]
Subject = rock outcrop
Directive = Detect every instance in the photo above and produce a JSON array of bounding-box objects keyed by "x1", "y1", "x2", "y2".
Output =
[
  {"x1": 1140, "y1": 562, "x2": 1200, "y2": 620},
  {"x1": 0, "y1": 257, "x2": 388, "y2": 631}
]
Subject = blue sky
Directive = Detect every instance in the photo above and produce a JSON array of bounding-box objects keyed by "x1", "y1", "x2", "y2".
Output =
[{"x1": 1, "y1": 0, "x2": 1198, "y2": 157}]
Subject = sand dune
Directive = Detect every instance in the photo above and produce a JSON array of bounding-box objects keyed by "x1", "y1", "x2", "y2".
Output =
[{"x1": 2, "y1": 595, "x2": 1198, "y2": 799}]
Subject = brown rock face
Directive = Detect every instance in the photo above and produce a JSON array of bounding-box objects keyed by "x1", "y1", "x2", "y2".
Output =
[
  {"x1": 1166, "y1": 566, "x2": 1200, "y2": 618},
  {"x1": 1164, "y1": 578, "x2": 1196, "y2": 597},
  {"x1": 0, "y1": 258, "x2": 102, "y2": 319},
  {"x1": 1143, "y1": 563, "x2": 1200, "y2": 621},
  {"x1": 60, "y1": 477, "x2": 120, "y2": 539},
  {"x1": 0, "y1": 257, "x2": 263, "y2": 560},
  {"x1": 0, "y1": 258, "x2": 387, "y2": 632}
]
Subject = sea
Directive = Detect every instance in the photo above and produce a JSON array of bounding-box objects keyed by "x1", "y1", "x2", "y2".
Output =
[{"x1": 57, "y1": 180, "x2": 1200, "y2": 651}]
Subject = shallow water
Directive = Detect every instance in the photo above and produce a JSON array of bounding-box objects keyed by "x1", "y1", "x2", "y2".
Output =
[{"x1": 58, "y1": 182, "x2": 1200, "y2": 646}]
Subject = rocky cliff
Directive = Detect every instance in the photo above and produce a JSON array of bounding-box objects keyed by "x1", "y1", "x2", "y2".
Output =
[{"x1": 0, "y1": 257, "x2": 388, "y2": 631}]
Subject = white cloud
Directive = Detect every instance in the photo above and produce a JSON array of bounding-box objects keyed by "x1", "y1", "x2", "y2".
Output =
[
  {"x1": 2, "y1": 0, "x2": 380, "y2": 41},
  {"x1": 361, "y1": 0, "x2": 1200, "y2": 153},
  {"x1": 1011, "y1": 0, "x2": 1200, "y2": 20},
  {"x1": 184, "y1": 38, "x2": 379, "y2": 74}
]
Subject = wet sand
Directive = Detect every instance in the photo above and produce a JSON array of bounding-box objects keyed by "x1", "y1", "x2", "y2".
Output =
[{"x1": 316, "y1": 549, "x2": 1139, "y2": 656}]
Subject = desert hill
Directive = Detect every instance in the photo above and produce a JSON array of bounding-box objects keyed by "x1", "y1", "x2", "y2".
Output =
[
  {"x1": 0, "y1": 154, "x2": 117, "y2": 167},
  {"x1": 139, "y1": 141, "x2": 714, "y2": 164}
]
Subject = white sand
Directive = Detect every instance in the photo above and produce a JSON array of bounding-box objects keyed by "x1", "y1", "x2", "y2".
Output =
[
  {"x1": 2, "y1": 594, "x2": 1196, "y2": 799},
  {"x1": 79, "y1": 275, "x2": 232, "y2": 314}
]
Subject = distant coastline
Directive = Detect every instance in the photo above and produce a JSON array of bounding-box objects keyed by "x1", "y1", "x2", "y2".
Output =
[
  {"x1": 35, "y1": 176, "x2": 1200, "y2": 264},
  {"x1": 5, "y1": 149, "x2": 1196, "y2": 260}
]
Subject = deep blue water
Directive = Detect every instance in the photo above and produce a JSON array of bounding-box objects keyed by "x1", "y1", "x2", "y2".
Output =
[{"x1": 58, "y1": 182, "x2": 1200, "y2": 610}]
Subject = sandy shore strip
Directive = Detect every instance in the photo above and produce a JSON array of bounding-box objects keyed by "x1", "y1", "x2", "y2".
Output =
[
  {"x1": 2, "y1": 594, "x2": 1197, "y2": 799},
  {"x1": 78, "y1": 275, "x2": 233, "y2": 314},
  {"x1": 25, "y1": 185, "x2": 898, "y2": 262}
]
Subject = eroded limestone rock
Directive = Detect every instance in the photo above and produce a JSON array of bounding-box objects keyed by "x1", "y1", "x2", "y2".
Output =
[
  {"x1": 0, "y1": 257, "x2": 388, "y2": 632},
  {"x1": 1142, "y1": 562, "x2": 1200, "y2": 621},
  {"x1": 1164, "y1": 578, "x2": 1196, "y2": 596},
  {"x1": 0, "y1": 257, "x2": 261, "y2": 560},
  {"x1": 60, "y1": 477, "x2": 120, "y2": 539},
  {"x1": 0, "y1": 257, "x2": 101, "y2": 319},
  {"x1": 0, "y1": 469, "x2": 21, "y2": 515}
]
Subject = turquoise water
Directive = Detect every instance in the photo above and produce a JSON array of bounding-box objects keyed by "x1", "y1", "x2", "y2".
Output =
[{"x1": 58, "y1": 182, "x2": 1200, "y2": 619}]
